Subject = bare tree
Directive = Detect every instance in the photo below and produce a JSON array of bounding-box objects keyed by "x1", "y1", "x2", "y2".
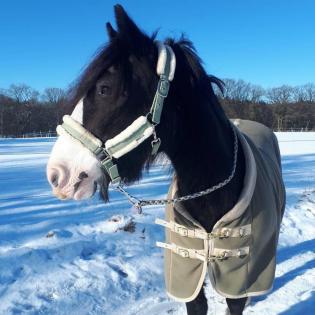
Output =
[
  {"x1": 292, "y1": 85, "x2": 307, "y2": 102},
  {"x1": 302, "y1": 83, "x2": 315, "y2": 102},
  {"x1": 223, "y1": 79, "x2": 252, "y2": 102},
  {"x1": 249, "y1": 85, "x2": 265, "y2": 103},
  {"x1": 234, "y1": 80, "x2": 251, "y2": 101},
  {"x1": 42, "y1": 87, "x2": 66, "y2": 104},
  {"x1": 223, "y1": 79, "x2": 240, "y2": 100},
  {"x1": 266, "y1": 85, "x2": 294, "y2": 104},
  {"x1": 7, "y1": 84, "x2": 39, "y2": 103}
]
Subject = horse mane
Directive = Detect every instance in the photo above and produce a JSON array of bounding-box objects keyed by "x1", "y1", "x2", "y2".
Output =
[
  {"x1": 166, "y1": 37, "x2": 224, "y2": 92},
  {"x1": 164, "y1": 37, "x2": 227, "y2": 124},
  {"x1": 67, "y1": 33, "x2": 226, "y2": 121}
]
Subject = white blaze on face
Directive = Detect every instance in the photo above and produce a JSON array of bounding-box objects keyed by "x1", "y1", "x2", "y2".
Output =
[
  {"x1": 47, "y1": 98, "x2": 103, "y2": 200},
  {"x1": 71, "y1": 98, "x2": 83, "y2": 123}
]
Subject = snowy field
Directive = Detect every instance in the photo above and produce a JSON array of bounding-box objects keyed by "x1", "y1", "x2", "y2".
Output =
[{"x1": 0, "y1": 133, "x2": 314, "y2": 315}]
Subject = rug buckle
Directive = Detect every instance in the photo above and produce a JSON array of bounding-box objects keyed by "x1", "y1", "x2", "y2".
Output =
[
  {"x1": 176, "y1": 226, "x2": 189, "y2": 237},
  {"x1": 177, "y1": 248, "x2": 189, "y2": 258}
]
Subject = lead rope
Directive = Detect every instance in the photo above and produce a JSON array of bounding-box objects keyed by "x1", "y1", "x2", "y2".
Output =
[{"x1": 113, "y1": 123, "x2": 238, "y2": 213}]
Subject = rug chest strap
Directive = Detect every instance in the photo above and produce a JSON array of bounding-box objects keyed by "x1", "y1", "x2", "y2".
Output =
[
  {"x1": 156, "y1": 242, "x2": 208, "y2": 262},
  {"x1": 155, "y1": 218, "x2": 251, "y2": 239},
  {"x1": 156, "y1": 218, "x2": 251, "y2": 262},
  {"x1": 156, "y1": 242, "x2": 249, "y2": 262}
]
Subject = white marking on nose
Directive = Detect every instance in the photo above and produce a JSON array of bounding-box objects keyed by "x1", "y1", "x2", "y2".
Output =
[
  {"x1": 47, "y1": 97, "x2": 102, "y2": 200},
  {"x1": 71, "y1": 98, "x2": 83, "y2": 123}
]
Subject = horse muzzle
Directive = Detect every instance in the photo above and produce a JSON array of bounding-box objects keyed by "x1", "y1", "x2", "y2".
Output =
[{"x1": 47, "y1": 161, "x2": 99, "y2": 201}]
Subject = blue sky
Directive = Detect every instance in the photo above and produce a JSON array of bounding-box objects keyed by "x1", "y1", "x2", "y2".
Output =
[{"x1": 0, "y1": 0, "x2": 314, "y2": 92}]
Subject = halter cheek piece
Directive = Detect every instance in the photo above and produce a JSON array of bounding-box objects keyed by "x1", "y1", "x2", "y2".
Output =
[{"x1": 57, "y1": 42, "x2": 176, "y2": 185}]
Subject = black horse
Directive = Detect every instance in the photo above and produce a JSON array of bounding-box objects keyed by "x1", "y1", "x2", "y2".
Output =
[{"x1": 47, "y1": 4, "x2": 285, "y2": 315}]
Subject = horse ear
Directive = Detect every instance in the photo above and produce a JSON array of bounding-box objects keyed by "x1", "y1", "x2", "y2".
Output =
[
  {"x1": 114, "y1": 4, "x2": 148, "y2": 45},
  {"x1": 106, "y1": 22, "x2": 117, "y2": 40}
]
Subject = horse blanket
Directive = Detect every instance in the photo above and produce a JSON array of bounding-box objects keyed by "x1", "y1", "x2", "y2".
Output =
[{"x1": 156, "y1": 119, "x2": 286, "y2": 302}]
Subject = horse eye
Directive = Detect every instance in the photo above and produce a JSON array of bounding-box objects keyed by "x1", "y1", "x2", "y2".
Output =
[{"x1": 99, "y1": 85, "x2": 112, "y2": 96}]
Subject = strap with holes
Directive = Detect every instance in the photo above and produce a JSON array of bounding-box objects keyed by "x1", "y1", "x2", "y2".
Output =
[
  {"x1": 155, "y1": 218, "x2": 251, "y2": 239},
  {"x1": 156, "y1": 242, "x2": 208, "y2": 262},
  {"x1": 156, "y1": 242, "x2": 250, "y2": 262}
]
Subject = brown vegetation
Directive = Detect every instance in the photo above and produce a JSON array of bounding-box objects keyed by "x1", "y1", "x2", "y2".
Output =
[{"x1": 0, "y1": 80, "x2": 314, "y2": 137}]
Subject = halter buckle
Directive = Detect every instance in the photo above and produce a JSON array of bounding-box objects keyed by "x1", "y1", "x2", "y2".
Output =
[
  {"x1": 100, "y1": 158, "x2": 121, "y2": 185},
  {"x1": 157, "y1": 78, "x2": 170, "y2": 97}
]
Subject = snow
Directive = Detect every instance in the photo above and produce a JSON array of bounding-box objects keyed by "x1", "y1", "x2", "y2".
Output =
[
  {"x1": 276, "y1": 132, "x2": 315, "y2": 156},
  {"x1": 0, "y1": 132, "x2": 314, "y2": 315}
]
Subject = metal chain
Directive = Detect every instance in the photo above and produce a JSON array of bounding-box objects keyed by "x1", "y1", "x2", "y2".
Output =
[
  {"x1": 115, "y1": 185, "x2": 141, "y2": 206},
  {"x1": 114, "y1": 123, "x2": 238, "y2": 211}
]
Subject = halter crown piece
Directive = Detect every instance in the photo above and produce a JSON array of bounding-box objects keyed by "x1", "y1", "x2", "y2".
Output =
[{"x1": 57, "y1": 41, "x2": 176, "y2": 185}]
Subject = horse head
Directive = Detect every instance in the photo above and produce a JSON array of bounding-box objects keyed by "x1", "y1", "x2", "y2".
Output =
[{"x1": 47, "y1": 5, "x2": 181, "y2": 201}]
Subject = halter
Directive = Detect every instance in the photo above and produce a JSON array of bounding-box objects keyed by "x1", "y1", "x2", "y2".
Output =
[
  {"x1": 56, "y1": 41, "x2": 239, "y2": 212},
  {"x1": 57, "y1": 41, "x2": 176, "y2": 185}
]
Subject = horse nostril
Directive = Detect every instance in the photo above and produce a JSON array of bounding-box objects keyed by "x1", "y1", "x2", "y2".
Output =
[
  {"x1": 50, "y1": 173, "x2": 59, "y2": 187},
  {"x1": 78, "y1": 172, "x2": 88, "y2": 180},
  {"x1": 47, "y1": 165, "x2": 69, "y2": 190},
  {"x1": 73, "y1": 181, "x2": 82, "y2": 193}
]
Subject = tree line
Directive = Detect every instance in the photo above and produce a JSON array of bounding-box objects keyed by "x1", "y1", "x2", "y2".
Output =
[
  {"x1": 0, "y1": 85, "x2": 64, "y2": 137},
  {"x1": 0, "y1": 80, "x2": 314, "y2": 137},
  {"x1": 216, "y1": 80, "x2": 315, "y2": 131}
]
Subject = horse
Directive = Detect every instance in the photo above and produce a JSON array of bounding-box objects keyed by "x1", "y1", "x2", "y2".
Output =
[{"x1": 47, "y1": 5, "x2": 285, "y2": 315}]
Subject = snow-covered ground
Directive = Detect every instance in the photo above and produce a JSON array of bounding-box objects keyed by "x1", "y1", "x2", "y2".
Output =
[{"x1": 0, "y1": 133, "x2": 314, "y2": 315}]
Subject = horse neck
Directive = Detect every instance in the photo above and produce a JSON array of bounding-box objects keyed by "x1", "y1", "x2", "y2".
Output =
[{"x1": 165, "y1": 97, "x2": 245, "y2": 232}]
